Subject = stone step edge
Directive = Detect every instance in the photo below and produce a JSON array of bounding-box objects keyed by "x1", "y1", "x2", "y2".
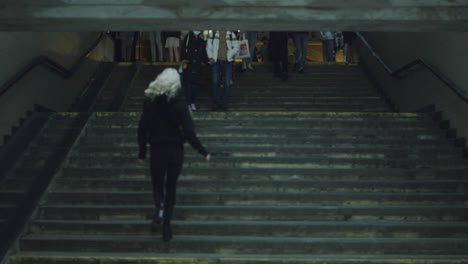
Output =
[
  {"x1": 46, "y1": 191, "x2": 468, "y2": 197},
  {"x1": 19, "y1": 234, "x2": 468, "y2": 244},
  {"x1": 12, "y1": 252, "x2": 468, "y2": 264},
  {"x1": 39, "y1": 205, "x2": 468, "y2": 210},
  {"x1": 91, "y1": 112, "x2": 420, "y2": 118},
  {"x1": 30, "y1": 219, "x2": 468, "y2": 228},
  {"x1": 49, "y1": 179, "x2": 468, "y2": 185}
]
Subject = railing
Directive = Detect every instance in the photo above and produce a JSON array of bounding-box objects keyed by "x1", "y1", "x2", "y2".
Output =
[
  {"x1": 356, "y1": 32, "x2": 468, "y2": 104},
  {"x1": 0, "y1": 32, "x2": 112, "y2": 98}
]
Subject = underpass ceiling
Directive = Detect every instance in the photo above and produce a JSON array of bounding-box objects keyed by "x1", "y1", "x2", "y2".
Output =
[{"x1": 1, "y1": 0, "x2": 468, "y2": 31}]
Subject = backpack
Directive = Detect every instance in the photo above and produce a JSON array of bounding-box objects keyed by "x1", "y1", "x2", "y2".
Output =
[{"x1": 334, "y1": 31, "x2": 344, "y2": 50}]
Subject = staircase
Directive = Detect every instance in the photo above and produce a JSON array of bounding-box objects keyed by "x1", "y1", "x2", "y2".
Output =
[
  {"x1": 7, "y1": 63, "x2": 468, "y2": 264},
  {"x1": 0, "y1": 113, "x2": 87, "y2": 256}
]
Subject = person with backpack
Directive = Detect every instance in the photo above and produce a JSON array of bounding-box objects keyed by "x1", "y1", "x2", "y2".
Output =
[
  {"x1": 206, "y1": 30, "x2": 239, "y2": 111},
  {"x1": 137, "y1": 68, "x2": 211, "y2": 242}
]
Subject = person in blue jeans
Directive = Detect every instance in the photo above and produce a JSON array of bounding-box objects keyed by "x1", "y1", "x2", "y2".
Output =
[
  {"x1": 206, "y1": 30, "x2": 239, "y2": 111},
  {"x1": 320, "y1": 31, "x2": 336, "y2": 62},
  {"x1": 293, "y1": 32, "x2": 309, "y2": 73}
]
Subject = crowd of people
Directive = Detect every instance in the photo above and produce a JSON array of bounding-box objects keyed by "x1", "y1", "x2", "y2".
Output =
[{"x1": 113, "y1": 31, "x2": 355, "y2": 112}]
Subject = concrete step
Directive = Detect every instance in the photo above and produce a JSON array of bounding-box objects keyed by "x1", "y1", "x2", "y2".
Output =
[
  {"x1": 58, "y1": 167, "x2": 468, "y2": 181},
  {"x1": 86, "y1": 119, "x2": 436, "y2": 130},
  {"x1": 66, "y1": 146, "x2": 461, "y2": 160},
  {"x1": 89, "y1": 112, "x2": 429, "y2": 124},
  {"x1": 121, "y1": 105, "x2": 390, "y2": 113},
  {"x1": 0, "y1": 178, "x2": 31, "y2": 191},
  {"x1": 74, "y1": 135, "x2": 454, "y2": 148},
  {"x1": 0, "y1": 204, "x2": 16, "y2": 219},
  {"x1": 9, "y1": 253, "x2": 468, "y2": 264},
  {"x1": 44, "y1": 191, "x2": 468, "y2": 206},
  {"x1": 122, "y1": 97, "x2": 386, "y2": 106},
  {"x1": 0, "y1": 191, "x2": 24, "y2": 204},
  {"x1": 19, "y1": 234, "x2": 468, "y2": 255},
  {"x1": 0, "y1": 219, "x2": 6, "y2": 232},
  {"x1": 52, "y1": 178, "x2": 468, "y2": 194},
  {"x1": 62, "y1": 155, "x2": 468, "y2": 170},
  {"x1": 28, "y1": 219, "x2": 468, "y2": 238},
  {"x1": 38, "y1": 205, "x2": 468, "y2": 222},
  {"x1": 90, "y1": 110, "x2": 426, "y2": 118},
  {"x1": 78, "y1": 125, "x2": 446, "y2": 138}
]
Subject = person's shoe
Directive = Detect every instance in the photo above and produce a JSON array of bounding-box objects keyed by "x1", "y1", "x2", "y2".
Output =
[
  {"x1": 152, "y1": 204, "x2": 164, "y2": 225},
  {"x1": 162, "y1": 220, "x2": 172, "y2": 242},
  {"x1": 247, "y1": 63, "x2": 254, "y2": 70},
  {"x1": 190, "y1": 104, "x2": 197, "y2": 111},
  {"x1": 297, "y1": 66, "x2": 304, "y2": 73},
  {"x1": 241, "y1": 61, "x2": 247, "y2": 72},
  {"x1": 292, "y1": 63, "x2": 298, "y2": 72}
]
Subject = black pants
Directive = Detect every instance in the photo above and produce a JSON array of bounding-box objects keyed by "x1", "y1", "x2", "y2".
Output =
[
  {"x1": 270, "y1": 32, "x2": 289, "y2": 76},
  {"x1": 150, "y1": 143, "x2": 184, "y2": 221}
]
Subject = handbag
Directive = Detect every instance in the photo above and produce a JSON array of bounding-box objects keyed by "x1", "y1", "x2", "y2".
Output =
[{"x1": 235, "y1": 39, "x2": 251, "y2": 59}]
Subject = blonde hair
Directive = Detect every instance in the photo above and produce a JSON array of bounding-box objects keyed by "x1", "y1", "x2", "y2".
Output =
[{"x1": 144, "y1": 68, "x2": 181, "y2": 100}]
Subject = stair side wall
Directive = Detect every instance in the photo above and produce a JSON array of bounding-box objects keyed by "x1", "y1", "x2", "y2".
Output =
[
  {"x1": 0, "y1": 32, "x2": 114, "y2": 146},
  {"x1": 356, "y1": 31, "x2": 468, "y2": 141}
]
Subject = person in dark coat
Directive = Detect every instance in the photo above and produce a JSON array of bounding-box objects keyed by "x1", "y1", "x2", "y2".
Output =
[
  {"x1": 180, "y1": 31, "x2": 209, "y2": 111},
  {"x1": 138, "y1": 68, "x2": 211, "y2": 242},
  {"x1": 269, "y1": 31, "x2": 289, "y2": 81}
]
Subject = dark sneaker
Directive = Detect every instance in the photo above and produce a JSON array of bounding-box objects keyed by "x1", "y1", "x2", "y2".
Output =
[{"x1": 162, "y1": 220, "x2": 173, "y2": 242}]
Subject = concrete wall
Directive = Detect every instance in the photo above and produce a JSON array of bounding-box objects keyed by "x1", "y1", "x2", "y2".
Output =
[
  {"x1": 356, "y1": 32, "x2": 468, "y2": 141},
  {"x1": 0, "y1": 32, "x2": 113, "y2": 146}
]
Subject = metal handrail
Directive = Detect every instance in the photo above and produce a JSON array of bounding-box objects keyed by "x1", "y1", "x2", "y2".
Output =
[
  {"x1": 356, "y1": 32, "x2": 468, "y2": 103},
  {"x1": 0, "y1": 32, "x2": 111, "y2": 98}
]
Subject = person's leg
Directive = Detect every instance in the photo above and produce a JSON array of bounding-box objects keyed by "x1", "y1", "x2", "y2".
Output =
[
  {"x1": 293, "y1": 33, "x2": 301, "y2": 70},
  {"x1": 211, "y1": 63, "x2": 221, "y2": 107},
  {"x1": 183, "y1": 74, "x2": 192, "y2": 105},
  {"x1": 155, "y1": 31, "x2": 164, "y2": 62},
  {"x1": 191, "y1": 82, "x2": 200, "y2": 105},
  {"x1": 174, "y1": 45, "x2": 180, "y2": 63},
  {"x1": 150, "y1": 147, "x2": 167, "y2": 224},
  {"x1": 322, "y1": 41, "x2": 328, "y2": 62},
  {"x1": 280, "y1": 36, "x2": 289, "y2": 73},
  {"x1": 149, "y1": 32, "x2": 157, "y2": 62},
  {"x1": 221, "y1": 60, "x2": 232, "y2": 107},
  {"x1": 169, "y1": 47, "x2": 174, "y2": 62},
  {"x1": 162, "y1": 144, "x2": 184, "y2": 242},
  {"x1": 246, "y1": 32, "x2": 257, "y2": 67},
  {"x1": 299, "y1": 34, "x2": 308, "y2": 70},
  {"x1": 327, "y1": 40, "x2": 335, "y2": 62}
]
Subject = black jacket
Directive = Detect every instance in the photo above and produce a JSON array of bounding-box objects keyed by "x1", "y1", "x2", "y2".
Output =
[
  {"x1": 181, "y1": 33, "x2": 209, "y2": 84},
  {"x1": 138, "y1": 93, "x2": 208, "y2": 159},
  {"x1": 181, "y1": 33, "x2": 208, "y2": 65}
]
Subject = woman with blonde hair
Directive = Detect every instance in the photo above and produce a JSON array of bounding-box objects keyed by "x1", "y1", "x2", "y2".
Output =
[{"x1": 138, "y1": 68, "x2": 210, "y2": 242}]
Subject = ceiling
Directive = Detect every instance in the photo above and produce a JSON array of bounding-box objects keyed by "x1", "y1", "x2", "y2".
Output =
[{"x1": 1, "y1": 0, "x2": 468, "y2": 31}]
